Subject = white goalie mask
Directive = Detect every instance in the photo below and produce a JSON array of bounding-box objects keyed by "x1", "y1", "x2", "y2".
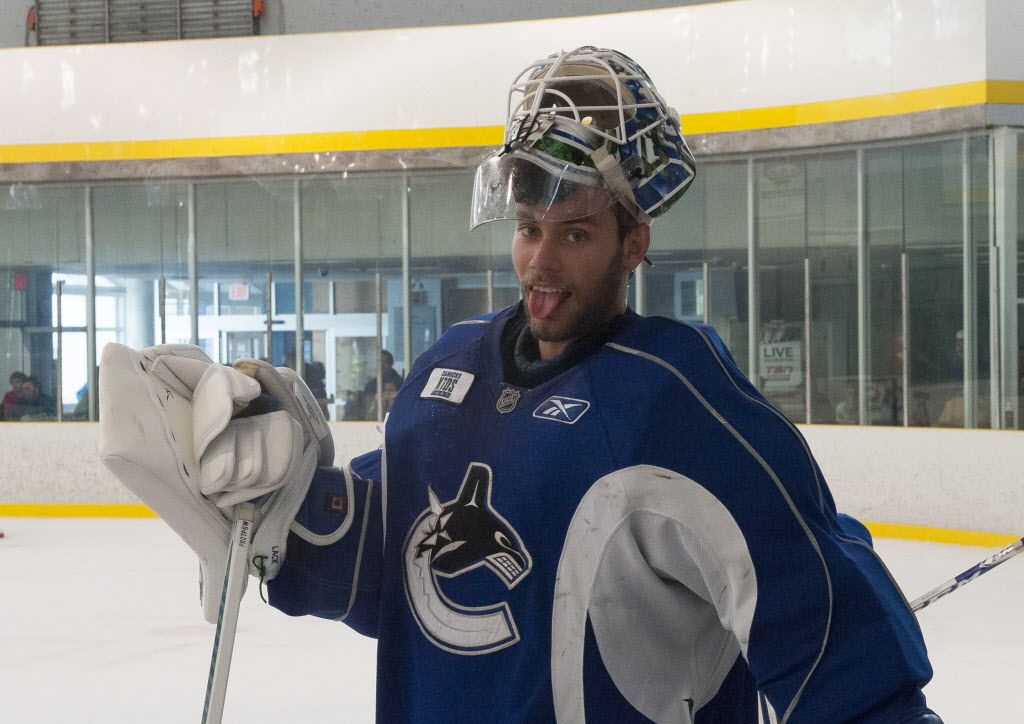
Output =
[{"x1": 471, "y1": 46, "x2": 697, "y2": 228}]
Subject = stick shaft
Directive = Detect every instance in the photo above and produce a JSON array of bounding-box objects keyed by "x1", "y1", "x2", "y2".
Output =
[
  {"x1": 201, "y1": 505, "x2": 255, "y2": 724},
  {"x1": 911, "y1": 537, "x2": 1024, "y2": 612}
]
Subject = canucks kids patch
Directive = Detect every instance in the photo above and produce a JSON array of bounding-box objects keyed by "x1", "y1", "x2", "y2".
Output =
[{"x1": 420, "y1": 368, "x2": 475, "y2": 404}]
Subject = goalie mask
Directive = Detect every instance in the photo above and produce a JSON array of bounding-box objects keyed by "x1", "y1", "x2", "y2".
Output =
[{"x1": 471, "y1": 46, "x2": 697, "y2": 228}]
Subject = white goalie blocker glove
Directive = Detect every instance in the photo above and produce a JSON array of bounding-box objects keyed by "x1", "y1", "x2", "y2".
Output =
[{"x1": 98, "y1": 343, "x2": 334, "y2": 623}]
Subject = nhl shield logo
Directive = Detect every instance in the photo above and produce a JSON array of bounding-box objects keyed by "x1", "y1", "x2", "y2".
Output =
[{"x1": 496, "y1": 387, "x2": 521, "y2": 413}]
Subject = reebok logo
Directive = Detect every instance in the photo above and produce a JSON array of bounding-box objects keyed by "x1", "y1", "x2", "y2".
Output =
[
  {"x1": 420, "y1": 368, "x2": 475, "y2": 405},
  {"x1": 533, "y1": 396, "x2": 591, "y2": 424}
]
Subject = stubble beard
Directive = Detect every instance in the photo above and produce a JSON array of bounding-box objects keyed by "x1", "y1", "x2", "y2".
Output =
[{"x1": 525, "y1": 248, "x2": 626, "y2": 345}]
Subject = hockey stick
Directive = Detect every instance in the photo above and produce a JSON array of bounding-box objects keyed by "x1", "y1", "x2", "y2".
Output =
[
  {"x1": 201, "y1": 502, "x2": 256, "y2": 724},
  {"x1": 910, "y1": 536, "x2": 1024, "y2": 612}
]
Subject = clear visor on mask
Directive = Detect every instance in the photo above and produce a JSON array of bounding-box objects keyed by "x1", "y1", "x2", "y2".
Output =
[{"x1": 470, "y1": 149, "x2": 616, "y2": 229}]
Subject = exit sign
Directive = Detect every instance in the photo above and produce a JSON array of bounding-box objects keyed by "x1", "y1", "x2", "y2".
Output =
[{"x1": 228, "y1": 282, "x2": 250, "y2": 301}]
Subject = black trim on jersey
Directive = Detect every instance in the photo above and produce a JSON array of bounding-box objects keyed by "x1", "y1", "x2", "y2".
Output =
[{"x1": 499, "y1": 302, "x2": 638, "y2": 388}]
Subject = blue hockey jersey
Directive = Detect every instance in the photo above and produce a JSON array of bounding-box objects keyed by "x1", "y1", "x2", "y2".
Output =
[{"x1": 269, "y1": 305, "x2": 934, "y2": 723}]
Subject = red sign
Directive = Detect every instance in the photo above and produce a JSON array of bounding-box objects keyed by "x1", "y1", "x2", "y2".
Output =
[
  {"x1": 228, "y1": 282, "x2": 250, "y2": 301},
  {"x1": 13, "y1": 273, "x2": 27, "y2": 290}
]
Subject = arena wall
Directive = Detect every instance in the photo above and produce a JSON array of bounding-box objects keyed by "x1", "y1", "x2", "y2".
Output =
[
  {"x1": 1, "y1": 0, "x2": 1017, "y2": 163},
  {"x1": 0, "y1": 422, "x2": 1020, "y2": 544},
  {"x1": 2, "y1": 2, "x2": 1022, "y2": 548}
]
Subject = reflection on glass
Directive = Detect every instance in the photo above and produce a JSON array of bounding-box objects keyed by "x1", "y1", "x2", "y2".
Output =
[
  {"x1": 705, "y1": 163, "x2": 751, "y2": 374},
  {"x1": 1014, "y1": 130, "x2": 1024, "y2": 430},
  {"x1": 195, "y1": 179, "x2": 294, "y2": 366},
  {"x1": 0, "y1": 186, "x2": 86, "y2": 421},
  {"x1": 409, "y1": 173, "x2": 485, "y2": 362},
  {"x1": 646, "y1": 160, "x2": 705, "y2": 321},
  {"x1": 807, "y1": 153, "x2": 858, "y2": 424},
  {"x1": 647, "y1": 165, "x2": 704, "y2": 321},
  {"x1": 969, "y1": 137, "x2": 991, "y2": 428},
  {"x1": 302, "y1": 174, "x2": 403, "y2": 420},
  {"x1": 0, "y1": 135, "x2": 1011, "y2": 429},
  {"x1": 866, "y1": 149, "x2": 911, "y2": 426},
  {"x1": 646, "y1": 162, "x2": 749, "y2": 372},
  {"x1": 93, "y1": 184, "x2": 190, "y2": 379},
  {"x1": 904, "y1": 142, "x2": 965, "y2": 428},
  {"x1": 756, "y1": 159, "x2": 807, "y2": 422}
]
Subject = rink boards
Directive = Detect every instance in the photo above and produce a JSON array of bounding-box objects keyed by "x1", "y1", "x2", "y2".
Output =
[{"x1": 0, "y1": 421, "x2": 1020, "y2": 544}]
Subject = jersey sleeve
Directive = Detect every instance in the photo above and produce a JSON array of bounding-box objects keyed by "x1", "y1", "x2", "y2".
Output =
[
  {"x1": 680, "y1": 456, "x2": 934, "y2": 722},
  {"x1": 266, "y1": 449, "x2": 384, "y2": 638},
  {"x1": 685, "y1": 326, "x2": 934, "y2": 721},
  {"x1": 597, "y1": 320, "x2": 935, "y2": 722}
]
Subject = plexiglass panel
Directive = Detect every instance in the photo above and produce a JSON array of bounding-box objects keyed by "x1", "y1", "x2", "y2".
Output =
[
  {"x1": 646, "y1": 162, "x2": 750, "y2": 373},
  {"x1": 807, "y1": 153, "x2": 858, "y2": 424},
  {"x1": 865, "y1": 149, "x2": 911, "y2": 425},
  {"x1": 0, "y1": 133, "x2": 1015, "y2": 430},
  {"x1": 756, "y1": 159, "x2": 808, "y2": 422},
  {"x1": 903, "y1": 141, "x2": 965, "y2": 427},
  {"x1": 0, "y1": 185, "x2": 86, "y2": 421},
  {"x1": 301, "y1": 174, "x2": 403, "y2": 421},
  {"x1": 93, "y1": 183, "x2": 190, "y2": 357},
  {"x1": 195, "y1": 179, "x2": 294, "y2": 365},
  {"x1": 408, "y1": 172, "x2": 510, "y2": 365}
]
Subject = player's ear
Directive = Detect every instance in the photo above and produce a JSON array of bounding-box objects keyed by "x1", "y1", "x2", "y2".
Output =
[{"x1": 623, "y1": 223, "x2": 650, "y2": 272}]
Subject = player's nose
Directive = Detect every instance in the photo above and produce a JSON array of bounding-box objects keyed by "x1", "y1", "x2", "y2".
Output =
[{"x1": 528, "y1": 228, "x2": 563, "y2": 272}]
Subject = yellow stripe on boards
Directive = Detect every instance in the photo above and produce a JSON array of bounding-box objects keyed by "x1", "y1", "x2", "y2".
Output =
[
  {"x1": 1, "y1": 81, "x2": 1024, "y2": 164},
  {"x1": 986, "y1": 79, "x2": 1024, "y2": 104},
  {"x1": 865, "y1": 522, "x2": 1019, "y2": 548},
  {"x1": 0, "y1": 504, "x2": 1017, "y2": 548},
  {"x1": 0, "y1": 125, "x2": 505, "y2": 164},
  {"x1": 0, "y1": 503, "x2": 156, "y2": 518},
  {"x1": 680, "y1": 80, "x2": 995, "y2": 134}
]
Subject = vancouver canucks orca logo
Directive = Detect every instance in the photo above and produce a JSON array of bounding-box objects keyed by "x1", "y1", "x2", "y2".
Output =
[{"x1": 402, "y1": 462, "x2": 532, "y2": 655}]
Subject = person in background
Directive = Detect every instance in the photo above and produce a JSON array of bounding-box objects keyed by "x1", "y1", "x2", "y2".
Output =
[
  {"x1": 363, "y1": 349, "x2": 403, "y2": 396},
  {"x1": 367, "y1": 379, "x2": 400, "y2": 419},
  {"x1": 9, "y1": 376, "x2": 56, "y2": 421},
  {"x1": 2, "y1": 372, "x2": 27, "y2": 420},
  {"x1": 361, "y1": 349, "x2": 404, "y2": 419},
  {"x1": 834, "y1": 381, "x2": 859, "y2": 423}
]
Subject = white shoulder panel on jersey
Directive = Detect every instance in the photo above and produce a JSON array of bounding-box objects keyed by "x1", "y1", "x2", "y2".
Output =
[{"x1": 551, "y1": 465, "x2": 756, "y2": 724}]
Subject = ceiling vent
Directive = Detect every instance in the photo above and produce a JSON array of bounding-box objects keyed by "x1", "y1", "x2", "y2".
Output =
[{"x1": 28, "y1": 0, "x2": 263, "y2": 46}]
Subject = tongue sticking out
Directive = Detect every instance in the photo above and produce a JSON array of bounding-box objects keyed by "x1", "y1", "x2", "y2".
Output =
[{"x1": 529, "y1": 289, "x2": 568, "y2": 320}]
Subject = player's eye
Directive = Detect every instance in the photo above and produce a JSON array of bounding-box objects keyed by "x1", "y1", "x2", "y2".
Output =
[
  {"x1": 515, "y1": 223, "x2": 540, "y2": 238},
  {"x1": 565, "y1": 229, "x2": 588, "y2": 244}
]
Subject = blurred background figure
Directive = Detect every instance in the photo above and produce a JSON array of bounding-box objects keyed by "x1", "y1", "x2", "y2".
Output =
[
  {"x1": 2, "y1": 372, "x2": 27, "y2": 420},
  {"x1": 370, "y1": 380, "x2": 400, "y2": 418},
  {"x1": 360, "y1": 350, "x2": 403, "y2": 419},
  {"x1": 8, "y1": 376, "x2": 56, "y2": 421}
]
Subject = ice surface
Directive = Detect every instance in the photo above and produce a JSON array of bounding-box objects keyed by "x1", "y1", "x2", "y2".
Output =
[{"x1": 0, "y1": 518, "x2": 1020, "y2": 722}]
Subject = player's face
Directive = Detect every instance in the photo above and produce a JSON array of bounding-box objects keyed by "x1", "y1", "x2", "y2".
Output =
[{"x1": 511, "y1": 200, "x2": 649, "y2": 360}]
